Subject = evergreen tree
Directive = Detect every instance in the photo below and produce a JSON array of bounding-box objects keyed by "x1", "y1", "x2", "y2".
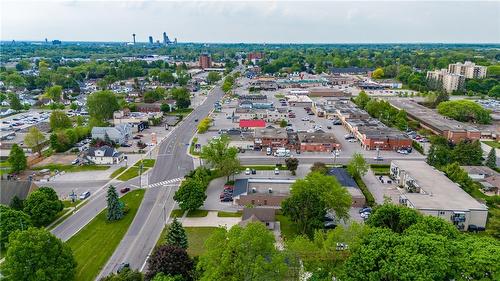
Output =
[
  {"x1": 106, "y1": 185, "x2": 124, "y2": 221},
  {"x1": 8, "y1": 144, "x2": 27, "y2": 173},
  {"x1": 485, "y1": 147, "x2": 497, "y2": 169},
  {"x1": 165, "y1": 218, "x2": 188, "y2": 249}
]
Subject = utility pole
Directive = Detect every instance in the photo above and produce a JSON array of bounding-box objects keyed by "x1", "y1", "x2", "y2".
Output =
[{"x1": 139, "y1": 163, "x2": 143, "y2": 188}]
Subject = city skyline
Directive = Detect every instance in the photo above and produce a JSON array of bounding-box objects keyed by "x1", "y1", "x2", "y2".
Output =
[{"x1": 1, "y1": 1, "x2": 499, "y2": 43}]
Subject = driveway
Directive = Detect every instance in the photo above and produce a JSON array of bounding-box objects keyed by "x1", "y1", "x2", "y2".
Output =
[
  {"x1": 362, "y1": 169, "x2": 401, "y2": 204},
  {"x1": 177, "y1": 211, "x2": 241, "y2": 228}
]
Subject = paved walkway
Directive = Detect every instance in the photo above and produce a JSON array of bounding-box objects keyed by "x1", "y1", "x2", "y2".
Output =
[
  {"x1": 176, "y1": 211, "x2": 241, "y2": 228},
  {"x1": 362, "y1": 169, "x2": 401, "y2": 204}
]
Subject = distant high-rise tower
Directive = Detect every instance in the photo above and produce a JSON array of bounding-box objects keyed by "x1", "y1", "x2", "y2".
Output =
[
  {"x1": 132, "y1": 33, "x2": 136, "y2": 44},
  {"x1": 174, "y1": 38, "x2": 177, "y2": 44},
  {"x1": 149, "y1": 36, "x2": 153, "y2": 44},
  {"x1": 163, "y1": 32, "x2": 171, "y2": 44},
  {"x1": 199, "y1": 54, "x2": 212, "y2": 69},
  {"x1": 45, "y1": 38, "x2": 48, "y2": 44}
]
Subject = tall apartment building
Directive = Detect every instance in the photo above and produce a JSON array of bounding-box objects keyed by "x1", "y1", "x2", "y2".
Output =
[
  {"x1": 426, "y1": 69, "x2": 465, "y2": 93},
  {"x1": 199, "y1": 54, "x2": 212, "y2": 69},
  {"x1": 448, "y1": 61, "x2": 487, "y2": 79}
]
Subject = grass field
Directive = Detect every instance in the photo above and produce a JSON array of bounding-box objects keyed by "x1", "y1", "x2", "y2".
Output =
[
  {"x1": 157, "y1": 226, "x2": 218, "y2": 257},
  {"x1": 483, "y1": 141, "x2": 500, "y2": 149},
  {"x1": 66, "y1": 189, "x2": 145, "y2": 281},
  {"x1": 109, "y1": 167, "x2": 126, "y2": 179},
  {"x1": 32, "y1": 164, "x2": 110, "y2": 173},
  {"x1": 117, "y1": 166, "x2": 149, "y2": 181},
  {"x1": 370, "y1": 164, "x2": 390, "y2": 175},
  {"x1": 276, "y1": 213, "x2": 299, "y2": 241},
  {"x1": 217, "y1": 211, "x2": 242, "y2": 217},
  {"x1": 134, "y1": 159, "x2": 156, "y2": 168},
  {"x1": 170, "y1": 209, "x2": 209, "y2": 218}
]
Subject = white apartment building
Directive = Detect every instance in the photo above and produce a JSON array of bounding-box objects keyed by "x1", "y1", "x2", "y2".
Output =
[
  {"x1": 426, "y1": 69, "x2": 465, "y2": 93},
  {"x1": 448, "y1": 61, "x2": 487, "y2": 79}
]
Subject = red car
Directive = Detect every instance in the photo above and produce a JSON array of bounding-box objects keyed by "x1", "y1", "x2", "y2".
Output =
[
  {"x1": 120, "y1": 187, "x2": 130, "y2": 193},
  {"x1": 224, "y1": 185, "x2": 234, "y2": 191}
]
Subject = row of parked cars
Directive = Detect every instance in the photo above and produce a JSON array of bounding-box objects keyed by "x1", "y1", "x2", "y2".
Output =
[{"x1": 219, "y1": 184, "x2": 234, "y2": 202}]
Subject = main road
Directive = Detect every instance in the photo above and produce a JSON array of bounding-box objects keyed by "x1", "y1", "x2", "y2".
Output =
[{"x1": 96, "y1": 83, "x2": 226, "y2": 278}]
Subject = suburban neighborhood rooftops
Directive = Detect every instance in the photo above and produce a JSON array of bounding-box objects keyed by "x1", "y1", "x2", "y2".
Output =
[
  {"x1": 254, "y1": 126, "x2": 288, "y2": 139},
  {"x1": 239, "y1": 119, "x2": 266, "y2": 128},
  {"x1": 0, "y1": 180, "x2": 39, "y2": 205},
  {"x1": 86, "y1": 145, "x2": 122, "y2": 157},
  {"x1": 297, "y1": 131, "x2": 338, "y2": 144}
]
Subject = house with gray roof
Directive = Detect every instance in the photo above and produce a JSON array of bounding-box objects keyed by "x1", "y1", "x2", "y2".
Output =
[
  {"x1": 91, "y1": 123, "x2": 131, "y2": 144},
  {"x1": 85, "y1": 145, "x2": 124, "y2": 165},
  {"x1": 0, "y1": 180, "x2": 39, "y2": 206}
]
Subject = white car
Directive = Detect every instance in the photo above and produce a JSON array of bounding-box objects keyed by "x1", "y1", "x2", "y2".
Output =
[
  {"x1": 348, "y1": 138, "x2": 357, "y2": 143},
  {"x1": 301, "y1": 117, "x2": 310, "y2": 121},
  {"x1": 360, "y1": 212, "x2": 371, "y2": 219},
  {"x1": 245, "y1": 168, "x2": 251, "y2": 175},
  {"x1": 274, "y1": 168, "x2": 280, "y2": 175}
]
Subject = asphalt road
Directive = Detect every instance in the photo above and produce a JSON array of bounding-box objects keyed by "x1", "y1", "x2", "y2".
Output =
[
  {"x1": 238, "y1": 155, "x2": 426, "y2": 165},
  {"x1": 97, "y1": 83, "x2": 226, "y2": 277}
]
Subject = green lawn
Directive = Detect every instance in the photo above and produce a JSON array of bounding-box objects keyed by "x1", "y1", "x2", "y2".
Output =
[
  {"x1": 170, "y1": 209, "x2": 209, "y2": 218},
  {"x1": 217, "y1": 211, "x2": 242, "y2": 217},
  {"x1": 276, "y1": 213, "x2": 299, "y2": 241},
  {"x1": 166, "y1": 108, "x2": 194, "y2": 117},
  {"x1": 483, "y1": 141, "x2": 500, "y2": 149},
  {"x1": 157, "y1": 226, "x2": 218, "y2": 257},
  {"x1": 190, "y1": 137, "x2": 200, "y2": 156},
  {"x1": 117, "y1": 166, "x2": 149, "y2": 181},
  {"x1": 109, "y1": 167, "x2": 127, "y2": 179},
  {"x1": 32, "y1": 164, "x2": 110, "y2": 173},
  {"x1": 370, "y1": 164, "x2": 390, "y2": 175},
  {"x1": 66, "y1": 189, "x2": 145, "y2": 281},
  {"x1": 134, "y1": 159, "x2": 156, "y2": 168}
]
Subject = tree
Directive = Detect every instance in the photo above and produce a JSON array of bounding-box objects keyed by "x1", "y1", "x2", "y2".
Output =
[
  {"x1": 353, "y1": 91, "x2": 370, "y2": 109},
  {"x1": 107, "y1": 185, "x2": 124, "y2": 221},
  {"x1": 164, "y1": 218, "x2": 188, "y2": 249},
  {"x1": 0, "y1": 205, "x2": 32, "y2": 251},
  {"x1": 9, "y1": 196, "x2": 24, "y2": 211},
  {"x1": 196, "y1": 117, "x2": 211, "y2": 133},
  {"x1": 285, "y1": 157, "x2": 299, "y2": 175},
  {"x1": 173, "y1": 178, "x2": 207, "y2": 212},
  {"x1": 310, "y1": 162, "x2": 328, "y2": 174},
  {"x1": 151, "y1": 273, "x2": 183, "y2": 281},
  {"x1": 45, "y1": 85, "x2": 62, "y2": 102},
  {"x1": 87, "y1": 90, "x2": 120, "y2": 123},
  {"x1": 49, "y1": 110, "x2": 72, "y2": 131},
  {"x1": 200, "y1": 135, "x2": 240, "y2": 181},
  {"x1": 159, "y1": 71, "x2": 175, "y2": 84},
  {"x1": 8, "y1": 144, "x2": 27, "y2": 173},
  {"x1": 488, "y1": 84, "x2": 500, "y2": 98},
  {"x1": 8, "y1": 93, "x2": 23, "y2": 111},
  {"x1": 145, "y1": 245, "x2": 193, "y2": 281},
  {"x1": 100, "y1": 268, "x2": 144, "y2": 281},
  {"x1": 207, "y1": 72, "x2": 221, "y2": 84},
  {"x1": 24, "y1": 127, "x2": 46, "y2": 155},
  {"x1": 170, "y1": 87, "x2": 190, "y2": 109},
  {"x1": 366, "y1": 203, "x2": 421, "y2": 233},
  {"x1": 437, "y1": 100, "x2": 492, "y2": 124},
  {"x1": 279, "y1": 119, "x2": 287, "y2": 128},
  {"x1": 282, "y1": 172, "x2": 352, "y2": 235},
  {"x1": 1, "y1": 227, "x2": 76, "y2": 281},
  {"x1": 144, "y1": 88, "x2": 165, "y2": 103},
  {"x1": 346, "y1": 153, "x2": 369, "y2": 177},
  {"x1": 371, "y1": 67, "x2": 384, "y2": 79},
  {"x1": 451, "y1": 140, "x2": 483, "y2": 166},
  {"x1": 197, "y1": 223, "x2": 289, "y2": 281},
  {"x1": 23, "y1": 187, "x2": 64, "y2": 227},
  {"x1": 485, "y1": 147, "x2": 497, "y2": 169}
]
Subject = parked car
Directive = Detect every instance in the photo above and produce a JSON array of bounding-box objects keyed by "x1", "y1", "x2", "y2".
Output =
[
  {"x1": 194, "y1": 119, "x2": 199, "y2": 122},
  {"x1": 120, "y1": 187, "x2": 130, "y2": 193},
  {"x1": 71, "y1": 159, "x2": 79, "y2": 165},
  {"x1": 251, "y1": 169, "x2": 257, "y2": 175},
  {"x1": 79, "y1": 191, "x2": 91, "y2": 200},
  {"x1": 117, "y1": 263, "x2": 130, "y2": 273},
  {"x1": 359, "y1": 207, "x2": 372, "y2": 214},
  {"x1": 274, "y1": 168, "x2": 280, "y2": 175},
  {"x1": 245, "y1": 168, "x2": 251, "y2": 175},
  {"x1": 397, "y1": 149, "x2": 409, "y2": 155},
  {"x1": 373, "y1": 156, "x2": 384, "y2": 161},
  {"x1": 324, "y1": 221, "x2": 337, "y2": 229},
  {"x1": 221, "y1": 195, "x2": 233, "y2": 202},
  {"x1": 120, "y1": 143, "x2": 132, "y2": 147}
]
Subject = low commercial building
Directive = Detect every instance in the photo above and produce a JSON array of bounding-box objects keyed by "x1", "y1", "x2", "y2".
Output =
[
  {"x1": 285, "y1": 95, "x2": 313, "y2": 107},
  {"x1": 91, "y1": 124, "x2": 132, "y2": 145},
  {"x1": 297, "y1": 130, "x2": 341, "y2": 152},
  {"x1": 254, "y1": 126, "x2": 288, "y2": 149},
  {"x1": 250, "y1": 78, "x2": 278, "y2": 90},
  {"x1": 307, "y1": 87, "x2": 351, "y2": 98},
  {"x1": 113, "y1": 110, "x2": 163, "y2": 126},
  {"x1": 390, "y1": 160, "x2": 488, "y2": 231},
  {"x1": 389, "y1": 99, "x2": 481, "y2": 142},
  {"x1": 234, "y1": 108, "x2": 288, "y2": 123},
  {"x1": 239, "y1": 119, "x2": 266, "y2": 130},
  {"x1": 327, "y1": 168, "x2": 366, "y2": 207},
  {"x1": 233, "y1": 178, "x2": 294, "y2": 207}
]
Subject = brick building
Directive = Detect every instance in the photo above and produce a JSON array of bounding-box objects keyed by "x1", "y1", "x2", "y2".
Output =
[{"x1": 199, "y1": 54, "x2": 212, "y2": 69}]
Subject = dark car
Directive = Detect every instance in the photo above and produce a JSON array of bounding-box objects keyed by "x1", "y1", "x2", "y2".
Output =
[
  {"x1": 194, "y1": 119, "x2": 199, "y2": 122},
  {"x1": 324, "y1": 221, "x2": 337, "y2": 229},
  {"x1": 117, "y1": 263, "x2": 130, "y2": 273},
  {"x1": 120, "y1": 143, "x2": 131, "y2": 147},
  {"x1": 221, "y1": 196, "x2": 233, "y2": 202},
  {"x1": 359, "y1": 207, "x2": 372, "y2": 214},
  {"x1": 133, "y1": 136, "x2": 141, "y2": 140},
  {"x1": 251, "y1": 169, "x2": 257, "y2": 175},
  {"x1": 120, "y1": 187, "x2": 130, "y2": 193}
]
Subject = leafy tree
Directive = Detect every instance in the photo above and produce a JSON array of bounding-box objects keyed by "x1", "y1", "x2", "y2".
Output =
[
  {"x1": 282, "y1": 172, "x2": 351, "y2": 235},
  {"x1": 451, "y1": 140, "x2": 483, "y2": 166},
  {"x1": 87, "y1": 90, "x2": 120, "y2": 123},
  {"x1": 100, "y1": 268, "x2": 144, "y2": 281},
  {"x1": 404, "y1": 215, "x2": 459, "y2": 239},
  {"x1": 442, "y1": 162, "x2": 475, "y2": 193},
  {"x1": 437, "y1": 100, "x2": 492, "y2": 124},
  {"x1": 107, "y1": 185, "x2": 124, "y2": 221},
  {"x1": 173, "y1": 178, "x2": 207, "y2": 212},
  {"x1": 145, "y1": 245, "x2": 193, "y2": 281},
  {"x1": 279, "y1": 119, "x2": 287, "y2": 128},
  {"x1": 366, "y1": 203, "x2": 421, "y2": 233},
  {"x1": 346, "y1": 153, "x2": 369, "y2": 177},
  {"x1": 310, "y1": 162, "x2": 328, "y2": 174},
  {"x1": 170, "y1": 87, "x2": 190, "y2": 109},
  {"x1": 8, "y1": 144, "x2": 27, "y2": 173},
  {"x1": 24, "y1": 127, "x2": 46, "y2": 155},
  {"x1": 49, "y1": 110, "x2": 72, "y2": 131},
  {"x1": 196, "y1": 117, "x2": 211, "y2": 133},
  {"x1": 371, "y1": 68, "x2": 384, "y2": 79},
  {"x1": 4, "y1": 73, "x2": 26, "y2": 88},
  {"x1": 197, "y1": 223, "x2": 289, "y2": 281},
  {"x1": 1, "y1": 227, "x2": 76, "y2": 281},
  {"x1": 151, "y1": 273, "x2": 183, "y2": 281},
  {"x1": 164, "y1": 218, "x2": 188, "y2": 249},
  {"x1": 285, "y1": 157, "x2": 299, "y2": 175},
  {"x1": 485, "y1": 147, "x2": 497, "y2": 169},
  {"x1": 488, "y1": 84, "x2": 500, "y2": 98},
  {"x1": 159, "y1": 71, "x2": 175, "y2": 84},
  {"x1": 23, "y1": 187, "x2": 64, "y2": 227},
  {"x1": 456, "y1": 235, "x2": 500, "y2": 280},
  {"x1": 200, "y1": 135, "x2": 240, "y2": 181},
  {"x1": 9, "y1": 196, "x2": 24, "y2": 211},
  {"x1": 144, "y1": 88, "x2": 165, "y2": 103},
  {"x1": 207, "y1": 72, "x2": 221, "y2": 84},
  {"x1": 8, "y1": 93, "x2": 23, "y2": 111},
  {"x1": 45, "y1": 85, "x2": 62, "y2": 102},
  {"x1": 353, "y1": 90, "x2": 370, "y2": 109},
  {"x1": 0, "y1": 205, "x2": 32, "y2": 251}
]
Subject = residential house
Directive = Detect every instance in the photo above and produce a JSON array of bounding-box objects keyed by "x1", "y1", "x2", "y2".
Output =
[
  {"x1": 91, "y1": 124, "x2": 132, "y2": 144},
  {"x1": 86, "y1": 145, "x2": 124, "y2": 165},
  {"x1": 462, "y1": 166, "x2": 500, "y2": 195},
  {"x1": 327, "y1": 168, "x2": 366, "y2": 207},
  {"x1": 0, "y1": 180, "x2": 39, "y2": 205},
  {"x1": 239, "y1": 207, "x2": 276, "y2": 230}
]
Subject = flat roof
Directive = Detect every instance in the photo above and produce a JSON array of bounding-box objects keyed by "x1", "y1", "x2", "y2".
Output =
[
  {"x1": 389, "y1": 99, "x2": 479, "y2": 133},
  {"x1": 393, "y1": 160, "x2": 487, "y2": 211}
]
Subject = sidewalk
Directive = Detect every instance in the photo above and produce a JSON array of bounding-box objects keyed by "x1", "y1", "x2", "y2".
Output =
[
  {"x1": 176, "y1": 211, "x2": 241, "y2": 228},
  {"x1": 362, "y1": 169, "x2": 401, "y2": 204}
]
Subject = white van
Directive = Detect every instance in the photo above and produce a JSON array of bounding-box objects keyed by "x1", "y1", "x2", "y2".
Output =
[{"x1": 266, "y1": 147, "x2": 272, "y2": 155}]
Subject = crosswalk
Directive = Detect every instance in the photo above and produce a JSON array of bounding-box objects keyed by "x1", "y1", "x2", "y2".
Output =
[{"x1": 145, "y1": 178, "x2": 183, "y2": 188}]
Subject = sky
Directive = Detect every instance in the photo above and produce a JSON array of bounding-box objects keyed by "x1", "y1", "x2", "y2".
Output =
[{"x1": 1, "y1": 0, "x2": 499, "y2": 43}]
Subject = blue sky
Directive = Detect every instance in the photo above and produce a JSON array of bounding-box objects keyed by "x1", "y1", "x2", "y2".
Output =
[{"x1": 1, "y1": 1, "x2": 499, "y2": 43}]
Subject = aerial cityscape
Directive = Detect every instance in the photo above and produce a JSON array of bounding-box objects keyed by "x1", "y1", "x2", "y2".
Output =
[{"x1": 0, "y1": 1, "x2": 499, "y2": 281}]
